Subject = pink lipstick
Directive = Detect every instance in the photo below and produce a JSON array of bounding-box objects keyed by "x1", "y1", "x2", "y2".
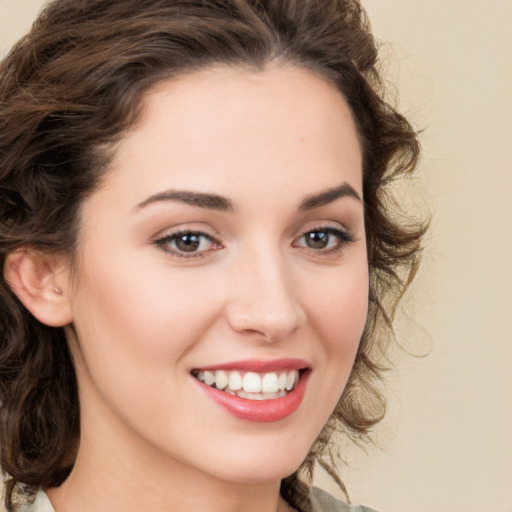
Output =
[{"x1": 192, "y1": 359, "x2": 311, "y2": 422}]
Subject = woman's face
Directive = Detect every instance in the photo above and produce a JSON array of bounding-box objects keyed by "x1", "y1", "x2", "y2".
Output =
[{"x1": 64, "y1": 65, "x2": 368, "y2": 484}]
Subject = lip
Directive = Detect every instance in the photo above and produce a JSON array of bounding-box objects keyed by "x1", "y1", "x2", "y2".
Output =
[
  {"x1": 194, "y1": 358, "x2": 310, "y2": 373},
  {"x1": 193, "y1": 366, "x2": 311, "y2": 423}
]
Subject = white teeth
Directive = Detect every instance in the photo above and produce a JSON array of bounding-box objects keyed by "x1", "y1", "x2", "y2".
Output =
[
  {"x1": 215, "y1": 370, "x2": 228, "y2": 390},
  {"x1": 194, "y1": 368, "x2": 302, "y2": 398},
  {"x1": 278, "y1": 372, "x2": 287, "y2": 391},
  {"x1": 262, "y1": 372, "x2": 279, "y2": 393},
  {"x1": 285, "y1": 370, "x2": 298, "y2": 391},
  {"x1": 228, "y1": 371, "x2": 243, "y2": 391},
  {"x1": 204, "y1": 371, "x2": 215, "y2": 386},
  {"x1": 243, "y1": 372, "x2": 262, "y2": 393}
]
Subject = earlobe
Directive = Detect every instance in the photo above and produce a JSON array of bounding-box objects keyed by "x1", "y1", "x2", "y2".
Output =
[{"x1": 4, "y1": 249, "x2": 73, "y2": 327}]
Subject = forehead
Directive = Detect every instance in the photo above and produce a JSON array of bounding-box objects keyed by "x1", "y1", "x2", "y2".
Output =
[{"x1": 101, "y1": 64, "x2": 363, "y2": 209}]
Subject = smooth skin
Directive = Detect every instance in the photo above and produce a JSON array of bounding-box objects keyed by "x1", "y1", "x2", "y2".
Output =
[{"x1": 6, "y1": 64, "x2": 368, "y2": 512}]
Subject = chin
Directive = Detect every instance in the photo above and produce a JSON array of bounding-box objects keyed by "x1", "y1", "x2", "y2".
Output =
[{"x1": 202, "y1": 438, "x2": 310, "y2": 485}]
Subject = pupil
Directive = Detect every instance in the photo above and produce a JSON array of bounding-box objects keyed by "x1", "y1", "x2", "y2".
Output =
[
  {"x1": 307, "y1": 231, "x2": 328, "y2": 249},
  {"x1": 176, "y1": 233, "x2": 200, "y2": 252}
]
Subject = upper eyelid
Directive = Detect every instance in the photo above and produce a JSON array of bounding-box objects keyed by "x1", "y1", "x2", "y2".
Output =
[
  {"x1": 153, "y1": 223, "x2": 352, "y2": 240},
  {"x1": 157, "y1": 230, "x2": 215, "y2": 242},
  {"x1": 294, "y1": 222, "x2": 352, "y2": 238},
  {"x1": 152, "y1": 224, "x2": 221, "y2": 242},
  {"x1": 152, "y1": 223, "x2": 355, "y2": 250},
  {"x1": 294, "y1": 226, "x2": 354, "y2": 242}
]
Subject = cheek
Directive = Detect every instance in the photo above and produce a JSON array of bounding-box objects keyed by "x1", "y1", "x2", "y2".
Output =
[
  {"x1": 293, "y1": 260, "x2": 368, "y2": 442},
  {"x1": 69, "y1": 250, "x2": 225, "y2": 380},
  {"x1": 305, "y1": 263, "x2": 369, "y2": 353},
  {"x1": 67, "y1": 258, "x2": 230, "y2": 437}
]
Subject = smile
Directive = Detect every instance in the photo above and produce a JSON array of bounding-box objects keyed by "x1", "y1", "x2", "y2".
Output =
[
  {"x1": 191, "y1": 359, "x2": 311, "y2": 422},
  {"x1": 192, "y1": 369, "x2": 300, "y2": 401}
]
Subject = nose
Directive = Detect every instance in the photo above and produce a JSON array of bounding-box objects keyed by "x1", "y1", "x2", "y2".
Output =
[{"x1": 225, "y1": 247, "x2": 306, "y2": 343}]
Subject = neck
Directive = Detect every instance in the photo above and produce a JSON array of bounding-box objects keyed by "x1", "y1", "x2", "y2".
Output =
[
  {"x1": 47, "y1": 471, "x2": 289, "y2": 512},
  {"x1": 47, "y1": 403, "x2": 292, "y2": 512}
]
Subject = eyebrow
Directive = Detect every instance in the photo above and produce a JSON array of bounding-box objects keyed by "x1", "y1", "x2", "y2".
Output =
[
  {"x1": 132, "y1": 190, "x2": 234, "y2": 212},
  {"x1": 132, "y1": 181, "x2": 361, "y2": 213},
  {"x1": 298, "y1": 182, "x2": 361, "y2": 210}
]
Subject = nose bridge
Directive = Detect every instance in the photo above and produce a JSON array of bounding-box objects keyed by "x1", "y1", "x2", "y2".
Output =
[{"x1": 227, "y1": 240, "x2": 305, "y2": 341}]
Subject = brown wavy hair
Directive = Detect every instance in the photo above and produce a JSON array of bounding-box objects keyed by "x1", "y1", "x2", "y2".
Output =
[{"x1": 0, "y1": 0, "x2": 425, "y2": 510}]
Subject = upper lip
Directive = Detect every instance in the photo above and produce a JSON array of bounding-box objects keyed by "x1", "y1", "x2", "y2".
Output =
[{"x1": 193, "y1": 358, "x2": 310, "y2": 373}]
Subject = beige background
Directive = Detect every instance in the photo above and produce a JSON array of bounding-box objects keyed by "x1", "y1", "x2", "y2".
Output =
[{"x1": 1, "y1": 1, "x2": 511, "y2": 511}]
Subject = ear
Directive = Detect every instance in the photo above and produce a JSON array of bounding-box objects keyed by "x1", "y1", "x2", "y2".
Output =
[{"x1": 4, "y1": 248, "x2": 73, "y2": 327}]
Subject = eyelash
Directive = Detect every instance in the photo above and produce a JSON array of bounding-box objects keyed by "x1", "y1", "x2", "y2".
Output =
[
  {"x1": 153, "y1": 226, "x2": 354, "y2": 259},
  {"x1": 154, "y1": 229, "x2": 222, "y2": 259},
  {"x1": 293, "y1": 226, "x2": 355, "y2": 256}
]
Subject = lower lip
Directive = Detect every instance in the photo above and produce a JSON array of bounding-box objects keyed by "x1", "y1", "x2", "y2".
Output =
[{"x1": 195, "y1": 371, "x2": 310, "y2": 423}]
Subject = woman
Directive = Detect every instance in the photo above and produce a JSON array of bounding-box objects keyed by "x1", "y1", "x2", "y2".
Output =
[{"x1": 0, "y1": 1, "x2": 424, "y2": 511}]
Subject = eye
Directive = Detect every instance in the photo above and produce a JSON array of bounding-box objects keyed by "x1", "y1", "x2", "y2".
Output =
[
  {"x1": 154, "y1": 230, "x2": 221, "y2": 257},
  {"x1": 294, "y1": 227, "x2": 353, "y2": 253}
]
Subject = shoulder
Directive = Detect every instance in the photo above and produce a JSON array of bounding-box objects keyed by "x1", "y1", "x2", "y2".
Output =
[{"x1": 310, "y1": 487, "x2": 380, "y2": 512}]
